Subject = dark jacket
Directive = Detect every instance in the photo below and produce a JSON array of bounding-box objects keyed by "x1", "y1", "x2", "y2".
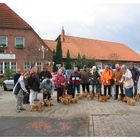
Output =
[
  {"x1": 90, "y1": 71, "x2": 100, "y2": 85},
  {"x1": 80, "y1": 70, "x2": 90, "y2": 84},
  {"x1": 28, "y1": 73, "x2": 40, "y2": 91},
  {"x1": 129, "y1": 67, "x2": 139, "y2": 83},
  {"x1": 39, "y1": 70, "x2": 52, "y2": 82},
  {"x1": 70, "y1": 71, "x2": 81, "y2": 86},
  {"x1": 14, "y1": 73, "x2": 21, "y2": 85}
]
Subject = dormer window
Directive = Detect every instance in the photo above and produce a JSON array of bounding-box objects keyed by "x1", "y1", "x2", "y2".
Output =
[
  {"x1": 0, "y1": 36, "x2": 8, "y2": 48},
  {"x1": 15, "y1": 37, "x2": 25, "y2": 48}
]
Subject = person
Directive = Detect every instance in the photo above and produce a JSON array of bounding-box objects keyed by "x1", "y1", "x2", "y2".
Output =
[
  {"x1": 121, "y1": 65, "x2": 134, "y2": 98},
  {"x1": 70, "y1": 67, "x2": 81, "y2": 98},
  {"x1": 55, "y1": 69, "x2": 66, "y2": 102},
  {"x1": 101, "y1": 65, "x2": 113, "y2": 96},
  {"x1": 113, "y1": 64, "x2": 123, "y2": 100},
  {"x1": 28, "y1": 67, "x2": 40, "y2": 105},
  {"x1": 41, "y1": 78, "x2": 53, "y2": 100},
  {"x1": 23, "y1": 71, "x2": 30, "y2": 104},
  {"x1": 39, "y1": 66, "x2": 52, "y2": 99},
  {"x1": 14, "y1": 68, "x2": 21, "y2": 85},
  {"x1": 80, "y1": 65, "x2": 90, "y2": 93},
  {"x1": 129, "y1": 63, "x2": 139, "y2": 97},
  {"x1": 13, "y1": 72, "x2": 29, "y2": 113},
  {"x1": 39, "y1": 66, "x2": 52, "y2": 82},
  {"x1": 90, "y1": 66, "x2": 101, "y2": 95}
]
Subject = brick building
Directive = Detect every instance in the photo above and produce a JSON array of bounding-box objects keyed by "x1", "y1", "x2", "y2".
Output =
[
  {"x1": 0, "y1": 3, "x2": 53, "y2": 75},
  {"x1": 44, "y1": 27, "x2": 140, "y2": 69}
]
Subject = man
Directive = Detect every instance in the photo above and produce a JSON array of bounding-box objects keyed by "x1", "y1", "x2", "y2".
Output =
[
  {"x1": 39, "y1": 66, "x2": 52, "y2": 82},
  {"x1": 113, "y1": 64, "x2": 123, "y2": 100},
  {"x1": 80, "y1": 65, "x2": 90, "y2": 93},
  {"x1": 14, "y1": 68, "x2": 21, "y2": 85},
  {"x1": 101, "y1": 65, "x2": 113, "y2": 96},
  {"x1": 70, "y1": 67, "x2": 81, "y2": 98},
  {"x1": 129, "y1": 63, "x2": 139, "y2": 97}
]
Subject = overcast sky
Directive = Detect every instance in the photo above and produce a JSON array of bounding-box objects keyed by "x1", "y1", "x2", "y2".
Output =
[{"x1": 1, "y1": 0, "x2": 140, "y2": 53}]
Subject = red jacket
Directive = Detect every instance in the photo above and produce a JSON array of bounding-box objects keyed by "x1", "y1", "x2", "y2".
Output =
[
  {"x1": 70, "y1": 71, "x2": 81, "y2": 86},
  {"x1": 55, "y1": 74, "x2": 66, "y2": 88}
]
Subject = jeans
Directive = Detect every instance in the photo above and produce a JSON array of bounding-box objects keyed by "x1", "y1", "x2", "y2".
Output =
[
  {"x1": 16, "y1": 92, "x2": 24, "y2": 110},
  {"x1": 125, "y1": 87, "x2": 133, "y2": 97},
  {"x1": 92, "y1": 84, "x2": 100, "y2": 94},
  {"x1": 133, "y1": 83, "x2": 138, "y2": 97},
  {"x1": 72, "y1": 85, "x2": 80, "y2": 98}
]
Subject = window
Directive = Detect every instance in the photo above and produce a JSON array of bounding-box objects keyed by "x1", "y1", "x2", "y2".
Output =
[
  {"x1": 4, "y1": 62, "x2": 10, "y2": 69},
  {"x1": 0, "y1": 62, "x2": 17, "y2": 75},
  {"x1": 0, "y1": 62, "x2": 3, "y2": 75},
  {"x1": 24, "y1": 61, "x2": 42, "y2": 72},
  {"x1": 15, "y1": 37, "x2": 25, "y2": 48},
  {"x1": 11, "y1": 62, "x2": 16, "y2": 72},
  {"x1": 0, "y1": 36, "x2": 7, "y2": 48}
]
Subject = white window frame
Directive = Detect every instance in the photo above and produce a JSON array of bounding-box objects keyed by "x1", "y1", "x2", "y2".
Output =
[
  {"x1": 0, "y1": 62, "x2": 17, "y2": 75},
  {"x1": 15, "y1": 36, "x2": 25, "y2": 48},
  {"x1": 0, "y1": 36, "x2": 8, "y2": 48}
]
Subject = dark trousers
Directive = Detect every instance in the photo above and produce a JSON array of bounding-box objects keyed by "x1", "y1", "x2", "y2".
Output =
[
  {"x1": 57, "y1": 87, "x2": 64, "y2": 102},
  {"x1": 82, "y1": 83, "x2": 89, "y2": 93},
  {"x1": 104, "y1": 85, "x2": 111, "y2": 96},
  {"x1": 23, "y1": 94, "x2": 30, "y2": 104},
  {"x1": 115, "y1": 84, "x2": 123, "y2": 99},
  {"x1": 43, "y1": 92, "x2": 51, "y2": 100},
  {"x1": 133, "y1": 83, "x2": 138, "y2": 97}
]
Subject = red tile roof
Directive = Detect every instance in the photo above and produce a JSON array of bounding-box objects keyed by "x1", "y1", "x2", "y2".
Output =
[
  {"x1": 0, "y1": 3, "x2": 31, "y2": 29},
  {"x1": 44, "y1": 35, "x2": 140, "y2": 62}
]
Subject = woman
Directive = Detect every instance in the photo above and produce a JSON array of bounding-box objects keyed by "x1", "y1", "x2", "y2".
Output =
[
  {"x1": 121, "y1": 65, "x2": 134, "y2": 98},
  {"x1": 55, "y1": 69, "x2": 66, "y2": 102}
]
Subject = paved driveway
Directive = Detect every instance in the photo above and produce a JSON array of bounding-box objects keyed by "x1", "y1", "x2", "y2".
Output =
[{"x1": 0, "y1": 87, "x2": 140, "y2": 137}]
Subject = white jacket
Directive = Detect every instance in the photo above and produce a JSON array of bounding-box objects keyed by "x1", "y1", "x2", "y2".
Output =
[{"x1": 122, "y1": 69, "x2": 134, "y2": 89}]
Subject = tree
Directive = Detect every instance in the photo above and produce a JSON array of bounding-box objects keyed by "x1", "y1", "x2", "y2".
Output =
[
  {"x1": 55, "y1": 36, "x2": 62, "y2": 65},
  {"x1": 52, "y1": 49, "x2": 57, "y2": 72},
  {"x1": 65, "y1": 49, "x2": 72, "y2": 69}
]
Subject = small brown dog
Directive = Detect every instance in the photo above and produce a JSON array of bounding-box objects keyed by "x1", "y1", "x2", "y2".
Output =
[
  {"x1": 43, "y1": 99, "x2": 53, "y2": 107},
  {"x1": 70, "y1": 97, "x2": 78, "y2": 104},
  {"x1": 59, "y1": 97, "x2": 70, "y2": 105},
  {"x1": 127, "y1": 97, "x2": 135, "y2": 106},
  {"x1": 87, "y1": 93, "x2": 94, "y2": 100},
  {"x1": 82, "y1": 92, "x2": 89, "y2": 97},
  {"x1": 98, "y1": 95, "x2": 108, "y2": 102},
  {"x1": 30, "y1": 102, "x2": 44, "y2": 111},
  {"x1": 118, "y1": 93, "x2": 125, "y2": 101},
  {"x1": 134, "y1": 94, "x2": 140, "y2": 102},
  {"x1": 76, "y1": 93, "x2": 83, "y2": 100}
]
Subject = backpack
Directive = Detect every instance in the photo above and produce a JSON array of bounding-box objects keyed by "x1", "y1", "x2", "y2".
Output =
[{"x1": 13, "y1": 82, "x2": 21, "y2": 95}]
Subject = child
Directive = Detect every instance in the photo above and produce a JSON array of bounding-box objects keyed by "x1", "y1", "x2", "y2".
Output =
[{"x1": 41, "y1": 78, "x2": 53, "y2": 100}]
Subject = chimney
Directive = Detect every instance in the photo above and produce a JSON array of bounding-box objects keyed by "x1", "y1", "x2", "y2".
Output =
[{"x1": 61, "y1": 26, "x2": 65, "y2": 42}]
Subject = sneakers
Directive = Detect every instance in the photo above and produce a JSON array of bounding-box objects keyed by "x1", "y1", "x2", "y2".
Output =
[
  {"x1": 34, "y1": 99, "x2": 39, "y2": 101},
  {"x1": 20, "y1": 107, "x2": 26, "y2": 111},
  {"x1": 16, "y1": 110, "x2": 21, "y2": 113}
]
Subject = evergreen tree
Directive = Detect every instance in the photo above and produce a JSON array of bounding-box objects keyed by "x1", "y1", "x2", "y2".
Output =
[
  {"x1": 52, "y1": 49, "x2": 57, "y2": 72},
  {"x1": 65, "y1": 49, "x2": 72, "y2": 69},
  {"x1": 55, "y1": 36, "x2": 62, "y2": 65}
]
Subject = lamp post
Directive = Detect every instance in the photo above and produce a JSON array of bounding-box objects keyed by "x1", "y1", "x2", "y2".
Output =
[
  {"x1": 56, "y1": 64, "x2": 61, "y2": 70},
  {"x1": 39, "y1": 45, "x2": 45, "y2": 59}
]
